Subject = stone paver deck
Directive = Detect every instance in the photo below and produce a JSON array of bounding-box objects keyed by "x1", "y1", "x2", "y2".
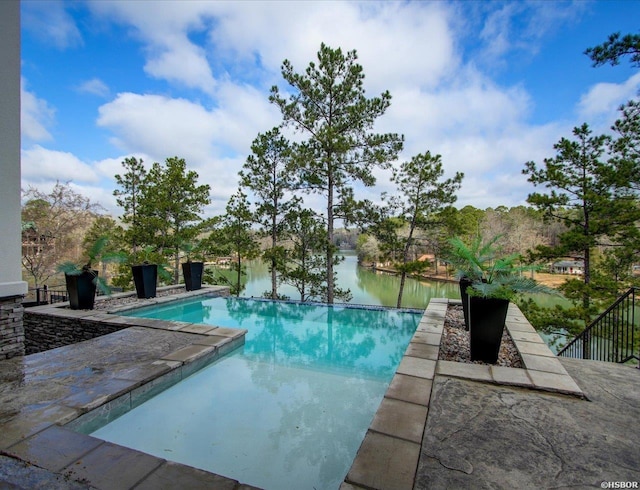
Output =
[
  {"x1": 1, "y1": 293, "x2": 639, "y2": 489},
  {"x1": 342, "y1": 299, "x2": 640, "y2": 490}
]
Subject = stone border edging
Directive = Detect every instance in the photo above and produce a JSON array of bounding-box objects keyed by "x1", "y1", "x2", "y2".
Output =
[{"x1": 342, "y1": 298, "x2": 585, "y2": 490}]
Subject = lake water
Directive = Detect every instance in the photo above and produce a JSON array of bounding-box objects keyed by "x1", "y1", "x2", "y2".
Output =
[
  {"x1": 223, "y1": 251, "x2": 572, "y2": 352},
  {"x1": 225, "y1": 250, "x2": 460, "y2": 309}
]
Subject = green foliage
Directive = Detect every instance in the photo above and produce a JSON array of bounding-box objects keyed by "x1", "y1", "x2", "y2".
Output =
[
  {"x1": 56, "y1": 234, "x2": 126, "y2": 294},
  {"x1": 179, "y1": 240, "x2": 207, "y2": 263},
  {"x1": 280, "y1": 209, "x2": 351, "y2": 303},
  {"x1": 585, "y1": 32, "x2": 640, "y2": 68},
  {"x1": 384, "y1": 151, "x2": 463, "y2": 307},
  {"x1": 114, "y1": 156, "x2": 211, "y2": 285},
  {"x1": 447, "y1": 235, "x2": 553, "y2": 301},
  {"x1": 209, "y1": 190, "x2": 260, "y2": 297},
  {"x1": 270, "y1": 42, "x2": 403, "y2": 302},
  {"x1": 113, "y1": 157, "x2": 147, "y2": 250},
  {"x1": 446, "y1": 235, "x2": 503, "y2": 281},
  {"x1": 240, "y1": 127, "x2": 299, "y2": 299}
]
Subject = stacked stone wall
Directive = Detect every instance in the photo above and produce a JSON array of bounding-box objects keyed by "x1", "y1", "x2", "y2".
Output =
[
  {"x1": 24, "y1": 312, "x2": 126, "y2": 355},
  {"x1": 0, "y1": 295, "x2": 25, "y2": 359}
]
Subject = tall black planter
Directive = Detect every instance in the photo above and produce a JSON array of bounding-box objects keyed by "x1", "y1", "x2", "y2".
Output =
[
  {"x1": 182, "y1": 261, "x2": 204, "y2": 291},
  {"x1": 459, "y1": 277, "x2": 472, "y2": 331},
  {"x1": 132, "y1": 264, "x2": 157, "y2": 299},
  {"x1": 65, "y1": 270, "x2": 97, "y2": 310},
  {"x1": 469, "y1": 296, "x2": 510, "y2": 363}
]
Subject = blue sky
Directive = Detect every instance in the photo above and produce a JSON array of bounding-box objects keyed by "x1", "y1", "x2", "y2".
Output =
[{"x1": 20, "y1": 0, "x2": 640, "y2": 218}]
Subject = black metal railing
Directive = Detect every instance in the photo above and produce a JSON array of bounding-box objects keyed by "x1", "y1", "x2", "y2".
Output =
[
  {"x1": 24, "y1": 285, "x2": 68, "y2": 307},
  {"x1": 558, "y1": 287, "x2": 640, "y2": 367}
]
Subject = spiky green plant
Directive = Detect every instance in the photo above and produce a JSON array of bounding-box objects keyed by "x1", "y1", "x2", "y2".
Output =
[
  {"x1": 447, "y1": 235, "x2": 557, "y2": 301},
  {"x1": 447, "y1": 235, "x2": 503, "y2": 282},
  {"x1": 56, "y1": 235, "x2": 126, "y2": 294}
]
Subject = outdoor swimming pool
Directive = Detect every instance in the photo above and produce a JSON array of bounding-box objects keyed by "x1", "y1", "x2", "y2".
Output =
[{"x1": 91, "y1": 296, "x2": 422, "y2": 489}]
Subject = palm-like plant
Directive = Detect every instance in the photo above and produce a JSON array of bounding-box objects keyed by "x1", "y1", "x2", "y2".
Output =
[
  {"x1": 56, "y1": 235, "x2": 125, "y2": 294},
  {"x1": 447, "y1": 235, "x2": 502, "y2": 282},
  {"x1": 448, "y1": 235, "x2": 555, "y2": 300}
]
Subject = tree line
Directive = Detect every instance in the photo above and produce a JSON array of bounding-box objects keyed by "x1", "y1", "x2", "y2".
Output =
[{"x1": 20, "y1": 33, "x2": 640, "y2": 336}]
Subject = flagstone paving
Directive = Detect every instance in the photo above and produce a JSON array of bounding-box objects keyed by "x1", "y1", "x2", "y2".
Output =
[{"x1": 0, "y1": 294, "x2": 638, "y2": 489}]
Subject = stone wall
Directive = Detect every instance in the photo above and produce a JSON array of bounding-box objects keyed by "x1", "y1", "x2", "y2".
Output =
[
  {"x1": 0, "y1": 295, "x2": 25, "y2": 359},
  {"x1": 23, "y1": 285, "x2": 230, "y2": 355},
  {"x1": 24, "y1": 312, "x2": 127, "y2": 355}
]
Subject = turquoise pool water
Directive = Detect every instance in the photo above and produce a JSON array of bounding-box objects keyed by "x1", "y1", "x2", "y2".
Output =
[{"x1": 92, "y1": 297, "x2": 421, "y2": 489}]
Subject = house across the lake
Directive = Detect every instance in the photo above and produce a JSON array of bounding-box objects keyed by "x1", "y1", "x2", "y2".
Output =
[{"x1": 551, "y1": 260, "x2": 584, "y2": 275}]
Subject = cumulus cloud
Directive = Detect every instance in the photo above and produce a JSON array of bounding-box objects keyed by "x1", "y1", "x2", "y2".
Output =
[
  {"x1": 88, "y1": 1, "x2": 218, "y2": 94},
  {"x1": 22, "y1": 0, "x2": 83, "y2": 49},
  {"x1": 77, "y1": 78, "x2": 110, "y2": 97},
  {"x1": 22, "y1": 145, "x2": 99, "y2": 183},
  {"x1": 21, "y1": 79, "x2": 55, "y2": 142},
  {"x1": 20, "y1": 0, "x2": 632, "y2": 219},
  {"x1": 95, "y1": 90, "x2": 279, "y2": 215},
  {"x1": 578, "y1": 72, "x2": 640, "y2": 121}
]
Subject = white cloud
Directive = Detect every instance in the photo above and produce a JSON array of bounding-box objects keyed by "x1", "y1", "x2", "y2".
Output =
[
  {"x1": 77, "y1": 78, "x2": 110, "y2": 97},
  {"x1": 95, "y1": 90, "x2": 280, "y2": 216},
  {"x1": 21, "y1": 0, "x2": 626, "y2": 220},
  {"x1": 22, "y1": 0, "x2": 83, "y2": 49},
  {"x1": 88, "y1": 1, "x2": 218, "y2": 94},
  {"x1": 21, "y1": 79, "x2": 55, "y2": 142},
  {"x1": 21, "y1": 145, "x2": 99, "y2": 183},
  {"x1": 578, "y1": 72, "x2": 640, "y2": 121}
]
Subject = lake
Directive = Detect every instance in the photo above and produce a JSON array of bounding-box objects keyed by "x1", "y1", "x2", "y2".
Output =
[
  {"x1": 219, "y1": 250, "x2": 460, "y2": 309},
  {"x1": 214, "y1": 251, "x2": 573, "y2": 352}
]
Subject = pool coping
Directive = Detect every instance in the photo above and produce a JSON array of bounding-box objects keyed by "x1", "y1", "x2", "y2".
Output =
[{"x1": 340, "y1": 298, "x2": 585, "y2": 490}]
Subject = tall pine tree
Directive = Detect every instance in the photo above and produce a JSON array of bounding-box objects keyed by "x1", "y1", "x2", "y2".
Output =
[{"x1": 270, "y1": 43, "x2": 403, "y2": 303}]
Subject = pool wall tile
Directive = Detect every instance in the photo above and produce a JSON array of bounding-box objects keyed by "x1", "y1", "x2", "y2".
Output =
[
  {"x1": 130, "y1": 368, "x2": 184, "y2": 410},
  {"x1": 65, "y1": 392, "x2": 132, "y2": 434},
  {"x1": 60, "y1": 379, "x2": 137, "y2": 414},
  {"x1": 180, "y1": 348, "x2": 221, "y2": 379}
]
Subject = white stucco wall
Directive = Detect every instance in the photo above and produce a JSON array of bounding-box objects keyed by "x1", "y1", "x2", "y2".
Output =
[{"x1": 0, "y1": 0, "x2": 28, "y2": 297}]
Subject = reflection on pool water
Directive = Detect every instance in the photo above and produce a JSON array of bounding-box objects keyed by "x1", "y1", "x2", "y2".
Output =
[{"x1": 92, "y1": 297, "x2": 421, "y2": 490}]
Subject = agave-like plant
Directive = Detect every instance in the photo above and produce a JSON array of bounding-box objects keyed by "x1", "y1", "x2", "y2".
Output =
[
  {"x1": 56, "y1": 235, "x2": 126, "y2": 294},
  {"x1": 447, "y1": 235, "x2": 557, "y2": 301},
  {"x1": 447, "y1": 235, "x2": 503, "y2": 282}
]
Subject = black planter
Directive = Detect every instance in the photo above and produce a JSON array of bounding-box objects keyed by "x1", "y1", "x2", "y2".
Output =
[
  {"x1": 132, "y1": 264, "x2": 157, "y2": 299},
  {"x1": 65, "y1": 270, "x2": 97, "y2": 310},
  {"x1": 182, "y1": 261, "x2": 204, "y2": 291},
  {"x1": 469, "y1": 296, "x2": 510, "y2": 363},
  {"x1": 459, "y1": 277, "x2": 473, "y2": 331}
]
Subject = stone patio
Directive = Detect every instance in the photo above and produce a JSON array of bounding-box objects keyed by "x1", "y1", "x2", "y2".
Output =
[{"x1": 1, "y1": 295, "x2": 639, "y2": 489}]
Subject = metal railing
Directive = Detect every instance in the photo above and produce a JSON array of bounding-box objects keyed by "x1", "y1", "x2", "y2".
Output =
[
  {"x1": 558, "y1": 287, "x2": 640, "y2": 367},
  {"x1": 24, "y1": 285, "x2": 68, "y2": 306}
]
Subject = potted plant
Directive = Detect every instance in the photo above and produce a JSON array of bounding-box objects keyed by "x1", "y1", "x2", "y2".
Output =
[
  {"x1": 464, "y1": 250, "x2": 554, "y2": 363},
  {"x1": 180, "y1": 241, "x2": 205, "y2": 291},
  {"x1": 56, "y1": 235, "x2": 125, "y2": 310},
  {"x1": 446, "y1": 235, "x2": 502, "y2": 330},
  {"x1": 130, "y1": 246, "x2": 172, "y2": 299}
]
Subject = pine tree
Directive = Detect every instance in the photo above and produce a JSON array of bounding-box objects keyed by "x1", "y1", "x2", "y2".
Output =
[{"x1": 270, "y1": 43, "x2": 403, "y2": 303}]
